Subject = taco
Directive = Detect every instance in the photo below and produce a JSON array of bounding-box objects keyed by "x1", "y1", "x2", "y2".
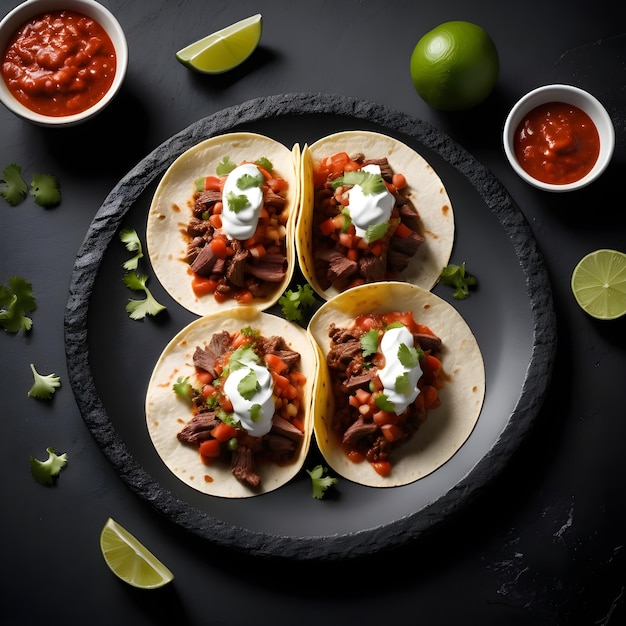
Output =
[
  {"x1": 145, "y1": 307, "x2": 317, "y2": 498},
  {"x1": 307, "y1": 282, "x2": 484, "y2": 487},
  {"x1": 296, "y1": 130, "x2": 454, "y2": 300},
  {"x1": 147, "y1": 132, "x2": 301, "y2": 316}
]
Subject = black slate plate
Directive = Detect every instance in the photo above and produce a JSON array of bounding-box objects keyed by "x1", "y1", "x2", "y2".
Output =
[{"x1": 64, "y1": 93, "x2": 556, "y2": 561}]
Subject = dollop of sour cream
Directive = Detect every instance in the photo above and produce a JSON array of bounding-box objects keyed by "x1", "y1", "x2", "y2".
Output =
[
  {"x1": 223, "y1": 356, "x2": 275, "y2": 438},
  {"x1": 377, "y1": 325, "x2": 422, "y2": 414},
  {"x1": 347, "y1": 164, "x2": 395, "y2": 239},
  {"x1": 220, "y1": 163, "x2": 264, "y2": 240}
]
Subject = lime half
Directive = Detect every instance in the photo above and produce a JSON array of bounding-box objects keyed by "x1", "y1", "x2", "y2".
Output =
[
  {"x1": 176, "y1": 14, "x2": 262, "y2": 74},
  {"x1": 100, "y1": 518, "x2": 174, "y2": 589},
  {"x1": 571, "y1": 249, "x2": 626, "y2": 320}
]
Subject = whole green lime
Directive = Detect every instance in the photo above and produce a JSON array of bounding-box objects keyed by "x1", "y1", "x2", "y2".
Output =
[{"x1": 410, "y1": 21, "x2": 499, "y2": 111}]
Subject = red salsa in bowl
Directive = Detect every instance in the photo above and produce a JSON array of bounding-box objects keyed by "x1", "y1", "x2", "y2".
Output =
[
  {"x1": 513, "y1": 101, "x2": 600, "y2": 185},
  {"x1": 1, "y1": 9, "x2": 116, "y2": 117}
]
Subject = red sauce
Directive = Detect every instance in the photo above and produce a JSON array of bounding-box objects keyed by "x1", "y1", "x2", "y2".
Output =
[
  {"x1": 513, "y1": 101, "x2": 600, "y2": 185},
  {"x1": 1, "y1": 10, "x2": 116, "y2": 117}
]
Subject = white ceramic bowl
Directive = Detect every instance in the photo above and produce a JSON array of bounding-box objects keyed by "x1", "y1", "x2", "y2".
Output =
[
  {"x1": 0, "y1": 0, "x2": 128, "y2": 126},
  {"x1": 503, "y1": 84, "x2": 615, "y2": 192}
]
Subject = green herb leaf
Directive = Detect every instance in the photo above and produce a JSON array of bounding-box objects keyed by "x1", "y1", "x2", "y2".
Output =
[
  {"x1": 360, "y1": 329, "x2": 380, "y2": 357},
  {"x1": 225, "y1": 191, "x2": 250, "y2": 213},
  {"x1": 173, "y1": 376, "x2": 193, "y2": 403},
  {"x1": 438, "y1": 262, "x2": 478, "y2": 300},
  {"x1": 30, "y1": 173, "x2": 61, "y2": 207},
  {"x1": 238, "y1": 369, "x2": 260, "y2": 400},
  {"x1": 240, "y1": 325, "x2": 260, "y2": 338},
  {"x1": 279, "y1": 283, "x2": 316, "y2": 322},
  {"x1": 0, "y1": 163, "x2": 28, "y2": 205},
  {"x1": 254, "y1": 157, "x2": 273, "y2": 173},
  {"x1": 342, "y1": 170, "x2": 386, "y2": 195},
  {"x1": 397, "y1": 343, "x2": 422, "y2": 369},
  {"x1": 364, "y1": 222, "x2": 389, "y2": 243},
  {"x1": 375, "y1": 393, "x2": 395, "y2": 412},
  {"x1": 237, "y1": 171, "x2": 264, "y2": 190},
  {"x1": 0, "y1": 276, "x2": 36, "y2": 333},
  {"x1": 306, "y1": 464, "x2": 338, "y2": 499},
  {"x1": 395, "y1": 372, "x2": 410, "y2": 396},
  {"x1": 249, "y1": 403, "x2": 262, "y2": 422},
  {"x1": 27, "y1": 363, "x2": 61, "y2": 400},
  {"x1": 119, "y1": 228, "x2": 144, "y2": 270},
  {"x1": 30, "y1": 447, "x2": 68, "y2": 486},
  {"x1": 122, "y1": 272, "x2": 166, "y2": 319},
  {"x1": 216, "y1": 156, "x2": 236, "y2": 176}
]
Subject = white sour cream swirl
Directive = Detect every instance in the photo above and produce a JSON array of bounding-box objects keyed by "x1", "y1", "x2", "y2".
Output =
[
  {"x1": 347, "y1": 164, "x2": 395, "y2": 240},
  {"x1": 220, "y1": 163, "x2": 264, "y2": 240},
  {"x1": 377, "y1": 325, "x2": 422, "y2": 414},
  {"x1": 223, "y1": 357, "x2": 274, "y2": 437}
]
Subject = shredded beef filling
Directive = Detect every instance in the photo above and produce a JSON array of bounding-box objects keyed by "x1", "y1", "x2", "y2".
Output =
[
  {"x1": 313, "y1": 154, "x2": 425, "y2": 290},
  {"x1": 326, "y1": 322, "x2": 442, "y2": 465},
  {"x1": 177, "y1": 331, "x2": 305, "y2": 489}
]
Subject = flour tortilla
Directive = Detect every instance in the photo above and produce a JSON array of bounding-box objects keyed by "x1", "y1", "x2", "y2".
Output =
[
  {"x1": 296, "y1": 130, "x2": 454, "y2": 300},
  {"x1": 146, "y1": 307, "x2": 318, "y2": 498},
  {"x1": 147, "y1": 132, "x2": 301, "y2": 316},
  {"x1": 307, "y1": 282, "x2": 484, "y2": 487}
]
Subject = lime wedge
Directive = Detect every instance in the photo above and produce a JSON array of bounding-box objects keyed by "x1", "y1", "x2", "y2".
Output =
[
  {"x1": 100, "y1": 518, "x2": 174, "y2": 589},
  {"x1": 176, "y1": 14, "x2": 262, "y2": 74},
  {"x1": 571, "y1": 249, "x2": 626, "y2": 320}
]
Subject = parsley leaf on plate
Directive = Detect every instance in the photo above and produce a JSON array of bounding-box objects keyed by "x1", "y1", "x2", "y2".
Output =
[
  {"x1": 30, "y1": 173, "x2": 61, "y2": 207},
  {"x1": 0, "y1": 276, "x2": 37, "y2": 333}
]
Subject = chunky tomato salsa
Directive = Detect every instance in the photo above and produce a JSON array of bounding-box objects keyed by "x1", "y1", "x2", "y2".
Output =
[
  {"x1": 1, "y1": 10, "x2": 116, "y2": 116},
  {"x1": 325, "y1": 310, "x2": 445, "y2": 477},
  {"x1": 513, "y1": 101, "x2": 600, "y2": 185}
]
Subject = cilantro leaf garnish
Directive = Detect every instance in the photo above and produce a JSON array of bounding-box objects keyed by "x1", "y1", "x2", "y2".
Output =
[
  {"x1": 397, "y1": 342, "x2": 423, "y2": 369},
  {"x1": 30, "y1": 447, "x2": 68, "y2": 486},
  {"x1": 360, "y1": 329, "x2": 380, "y2": 357},
  {"x1": 249, "y1": 403, "x2": 262, "y2": 422},
  {"x1": 365, "y1": 222, "x2": 389, "y2": 243},
  {"x1": 173, "y1": 376, "x2": 193, "y2": 403},
  {"x1": 0, "y1": 163, "x2": 28, "y2": 205},
  {"x1": 254, "y1": 157, "x2": 273, "y2": 173},
  {"x1": 279, "y1": 283, "x2": 316, "y2": 322},
  {"x1": 395, "y1": 372, "x2": 410, "y2": 396},
  {"x1": 30, "y1": 173, "x2": 61, "y2": 207},
  {"x1": 0, "y1": 276, "x2": 37, "y2": 333},
  {"x1": 237, "y1": 171, "x2": 264, "y2": 190},
  {"x1": 240, "y1": 325, "x2": 260, "y2": 338},
  {"x1": 438, "y1": 262, "x2": 478, "y2": 300},
  {"x1": 238, "y1": 369, "x2": 260, "y2": 400},
  {"x1": 225, "y1": 191, "x2": 250, "y2": 213},
  {"x1": 336, "y1": 170, "x2": 387, "y2": 195},
  {"x1": 27, "y1": 363, "x2": 61, "y2": 400},
  {"x1": 216, "y1": 156, "x2": 236, "y2": 176},
  {"x1": 119, "y1": 228, "x2": 144, "y2": 270},
  {"x1": 306, "y1": 465, "x2": 338, "y2": 499},
  {"x1": 122, "y1": 272, "x2": 166, "y2": 319},
  {"x1": 375, "y1": 393, "x2": 395, "y2": 412}
]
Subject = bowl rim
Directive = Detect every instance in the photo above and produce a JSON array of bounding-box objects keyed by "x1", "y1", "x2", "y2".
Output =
[
  {"x1": 0, "y1": 0, "x2": 128, "y2": 126},
  {"x1": 503, "y1": 83, "x2": 615, "y2": 192}
]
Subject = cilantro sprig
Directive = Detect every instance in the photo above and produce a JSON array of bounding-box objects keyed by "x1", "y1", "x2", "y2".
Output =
[
  {"x1": 119, "y1": 229, "x2": 166, "y2": 319},
  {"x1": 119, "y1": 228, "x2": 144, "y2": 270},
  {"x1": 122, "y1": 272, "x2": 167, "y2": 320},
  {"x1": 332, "y1": 170, "x2": 386, "y2": 195},
  {"x1": 30, "y1": 447, "x2": 68, "y2": 486},
  {"x1": 279, "y1": 283, "x2": 316, "y2": 322},
  {"x1": 0, "y1": 276, "x2": 37, "y2": 333},
  {"x1": 0, "y1": 164, "x2": 28, "y2": 205},
  {"x1": 306, "y1": 465, "x2": 338, "y2": 499},
  {"x1": 28, "y1": 364, "x2": 61, "y2": 400},
  {"x1": 438, "y1": 262, "x2": 478, "y2": 300},
  {"x1": 1, "y1": 164, "x2": 61, "y2": 207}
]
